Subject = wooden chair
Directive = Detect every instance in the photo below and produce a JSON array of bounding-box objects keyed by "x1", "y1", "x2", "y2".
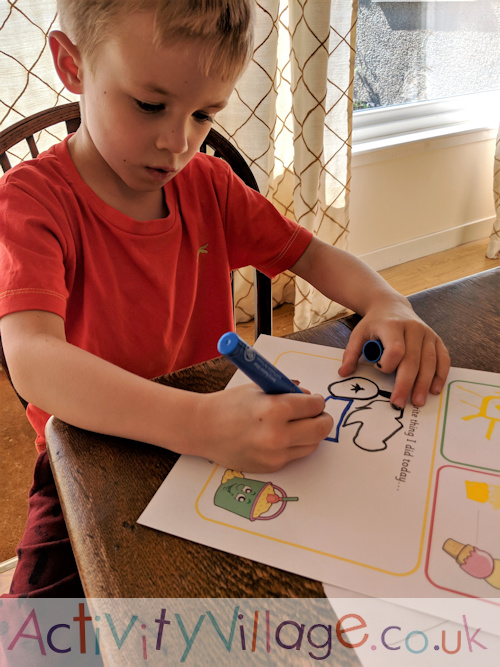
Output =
[{"x1": 0, "y1": 102, "x2": 273, "y2": 403}]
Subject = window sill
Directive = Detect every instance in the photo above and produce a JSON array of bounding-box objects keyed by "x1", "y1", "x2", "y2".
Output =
[{"x1": 352, "y1": 90, "x2": 500, "y2": 161}]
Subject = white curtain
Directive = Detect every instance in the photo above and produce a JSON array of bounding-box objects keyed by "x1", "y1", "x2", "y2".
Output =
[
  {"x1": 1, "y1": 0, "x2": 357, "y2": 330},
  {"x1": 486, "y1": 124, "x2": 500, "y2": 259},
  {"x1": 0, "y1": 0, "x2": 76, "y2": 154},
  {"x1": 217, "y1": 0, "x2": 357, "y2": 330}
]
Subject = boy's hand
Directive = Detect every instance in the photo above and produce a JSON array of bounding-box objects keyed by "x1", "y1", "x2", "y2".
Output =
[
  {"x1": 290, "y1": 238, "x2": 450, "y2": 408},
  {"x1": 338, "y1": 300, "x2": 450, "y2": 409},
  {"x1": 193, "y1": 384, "x2": 333, "y2": 473}
]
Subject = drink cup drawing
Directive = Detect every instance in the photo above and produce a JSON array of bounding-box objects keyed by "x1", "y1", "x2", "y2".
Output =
[
  {"x1": 465, "y1": 481, "x2": 500, "y2": 510},
  {"x1": 214, "y1": 470, "x2": 298, "y2": 521}
]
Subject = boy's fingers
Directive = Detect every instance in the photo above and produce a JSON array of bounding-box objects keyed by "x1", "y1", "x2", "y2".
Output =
[
  {"x1": 257, "y1": 440, "x2": 324, "y2": 472},
  {"x1": 430, "y1": 339, "x2": 451, "y2": 395},
  {"x1": 338, "y1": 332, "x2": 365, "y2": 376},
  {"x1": 287, "y1": 411, "x2": 334, "y2": 447},
  {"x1": 252, "y1": 409, "x2": 333, "y2": 472},
  {"x1": 376, "y1": 321, "x2": 428, "y2": 374},
  {"x1": 279, "y1": 392, "x2": 326, "y2": 419},
  {"x1": 340, "y1": 326, "x2": 408, "y2": 376},
  {"x1": 374, "y1": 337, "x2": 405, "y2": 373},
  {"x1": 339, "y1": 321, "x2": 450, "y2": 409},
  {"x1": 292, "y1": 382, "x2": 311, "y2": 395},
  {"x1": 286, "y1": 442, "x2": 322, "y2": 462},
  {"x1": 389, "y1": 330, "x2": 425, "y2": 407},
  {"x1": 409, "y1": 334, "x2": 438, "y2": 406},
  {"x1": 391, "y1": 333, "x2": 449, "y2": 408}
]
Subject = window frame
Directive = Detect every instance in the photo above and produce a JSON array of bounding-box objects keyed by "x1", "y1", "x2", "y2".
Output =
[{"x1": 352, "y1": 89, "x2": 500, "y2": 155}]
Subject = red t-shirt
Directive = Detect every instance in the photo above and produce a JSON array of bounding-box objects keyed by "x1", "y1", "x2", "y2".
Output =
[{"x1": 0, "y1": 137, "x2": 312, "y2": 449}]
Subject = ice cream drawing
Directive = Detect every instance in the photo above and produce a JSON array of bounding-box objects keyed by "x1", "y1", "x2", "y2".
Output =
[
  {"x1": 465, "y1": 481, "x2": 500, "y2": 510},
  {"x1": 442, "y1": 538, "x2": 500, "y2": 589},
  {"x1": 324, "y1": 377, "x2": 404, "y2": 451},
  {"x1": 214, "y1": 470, "x2": 298, "y2": 521}
]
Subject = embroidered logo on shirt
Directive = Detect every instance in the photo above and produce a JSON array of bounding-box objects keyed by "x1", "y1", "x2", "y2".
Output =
[{"x1": 197, "y1": 243, "x2": 208, "y2": 260}]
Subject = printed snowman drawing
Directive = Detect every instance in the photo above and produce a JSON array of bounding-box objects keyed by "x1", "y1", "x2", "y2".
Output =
[{"x1": 325, "y1": 377, "x2": 404, "y2": 451}]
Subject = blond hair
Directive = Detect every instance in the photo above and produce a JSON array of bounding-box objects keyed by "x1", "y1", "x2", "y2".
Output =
[{"x1": 57, "y1": 0, "x2": 255, "y2": 79}]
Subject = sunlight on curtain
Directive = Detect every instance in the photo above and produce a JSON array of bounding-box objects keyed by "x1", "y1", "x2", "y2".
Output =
[
  {"x1": 218, "y1": 0, "x2": 358, "y2": 329},
  {"x1": 0, "y1": 0, "x2": 76, "y2": 159},
  {"x1": 486, "y1": 125, "x2": 500, "y2": 259}
]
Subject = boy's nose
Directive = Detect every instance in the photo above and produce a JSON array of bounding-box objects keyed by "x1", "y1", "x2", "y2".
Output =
[{"x1": 156, "y1": 122, "x2": 189, "y2": 155}]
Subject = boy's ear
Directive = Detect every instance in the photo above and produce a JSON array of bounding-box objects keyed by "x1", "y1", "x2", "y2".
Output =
[{"x1": 49, "y1": 30, "x2": 84, "y2": 94}]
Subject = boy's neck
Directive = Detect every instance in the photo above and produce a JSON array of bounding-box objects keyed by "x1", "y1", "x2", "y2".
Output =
[{"x1": 67, "y1": 130, "x2": 169, "y2": 221}]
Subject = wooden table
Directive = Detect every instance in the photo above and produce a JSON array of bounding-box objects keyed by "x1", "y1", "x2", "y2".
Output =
[{"x1": 47, "y1": 268, "x2": 500, "y2": 600}]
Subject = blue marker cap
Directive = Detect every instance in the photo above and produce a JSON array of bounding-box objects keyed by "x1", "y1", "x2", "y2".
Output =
[
  {"x1": 217, "y1": 332, "x2": 303, "y2": 394},
  {"x1": 362, "y1": 339, "x2": 384, "y2": 363}
]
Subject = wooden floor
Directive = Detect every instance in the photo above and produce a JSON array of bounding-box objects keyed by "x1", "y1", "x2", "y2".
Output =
[
  {"x1": 237, "y1": 237, "x2": 499, "y2": 343},
  {"x1": 1, "y1": 237, "x2": 498, "y2": 565}
]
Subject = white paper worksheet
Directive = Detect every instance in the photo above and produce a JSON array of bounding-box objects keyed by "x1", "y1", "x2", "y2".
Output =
[{"x1": 138, "y1": 335, "x2": 500, "y2": 602}]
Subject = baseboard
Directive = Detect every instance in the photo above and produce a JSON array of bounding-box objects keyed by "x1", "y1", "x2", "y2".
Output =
[
  {"x1": 0, "y1": 556, "x2": 18, "y2": 573},
  {"x1": 357, "y1": 217, "x2": 494, "y2": 271}
]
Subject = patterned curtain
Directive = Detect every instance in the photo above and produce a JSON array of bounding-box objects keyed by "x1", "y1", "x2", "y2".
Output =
[
  {"x1": 0, "y1": 0, "x2": 76, "y2": 155},
  {"x1": 1, "y1": 0, "x2": 357, "y2": 331},
  {"x1": 486, "y1": 125, "x2": 500, "y2": 259},
  {"x1": 218, "y1": 0, "x2": 357, "y2": 330}
]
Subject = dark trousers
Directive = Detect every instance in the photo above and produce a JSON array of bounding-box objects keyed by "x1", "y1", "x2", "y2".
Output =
[{"x1": 3, "y1": 450, "x2": 84, "y2": 598}]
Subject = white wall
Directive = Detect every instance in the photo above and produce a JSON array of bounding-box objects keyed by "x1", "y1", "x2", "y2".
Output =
[{"x1": 349, "y1": 128, "x2": 497, "y2": 270}]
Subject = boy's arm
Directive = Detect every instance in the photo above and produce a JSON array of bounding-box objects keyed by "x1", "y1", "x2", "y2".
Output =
[
  {"x1": 290, "y1": 237, "x2": 450, "y2": 408},
  {"x1": 0, "y1": 310, "x2": 332, "y2": 472}
]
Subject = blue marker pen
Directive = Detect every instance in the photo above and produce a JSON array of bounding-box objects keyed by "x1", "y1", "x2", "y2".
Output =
[
  {"x1": 217, "y1": 332, "x2": 303, "y2": 394},
  {"x1": 362, "y1": 339, "x2": 384, "y2": 364}
]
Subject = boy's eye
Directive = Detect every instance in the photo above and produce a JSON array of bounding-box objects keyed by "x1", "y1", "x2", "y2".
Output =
[
  {"x1": 135, "y1": 99, "x2": 165, "y2": 114},
  {"x1": 192, "y1": 111, "x2": 214, "y2": 124}
]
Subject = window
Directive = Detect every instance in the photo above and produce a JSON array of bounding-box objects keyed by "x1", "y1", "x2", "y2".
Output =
[{"x1": 353, "y1": 0, "x2": 500, "y2": 146}]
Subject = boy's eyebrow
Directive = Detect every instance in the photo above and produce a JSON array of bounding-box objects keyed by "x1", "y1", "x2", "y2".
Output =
[
  {"x1": 143, "y1": 84, "x2": 228, "y2": 109},
  {"x1": 204, "y1": 100, "x2": 229, "y2": 110},
  {"x1": 143, "y1": 84, "x2": 174, "y2": 97}
]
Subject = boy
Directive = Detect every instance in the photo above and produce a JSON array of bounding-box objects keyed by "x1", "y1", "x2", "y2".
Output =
[{"x1": 0, "y1": 0, "x2": 449, "y2": 597}]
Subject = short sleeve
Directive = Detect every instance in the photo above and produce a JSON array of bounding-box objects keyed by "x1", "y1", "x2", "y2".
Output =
[
  {"x1": 213, "y1": 160, "x2": 313, "y2": 277},
  {"x1": 0, "y1": 175, "x2": 70, "y2": 321}
]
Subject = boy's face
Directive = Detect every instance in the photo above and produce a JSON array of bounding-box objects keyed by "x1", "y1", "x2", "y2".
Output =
[{"x1": 70, "y1": 12, "x2": 237, "y2": 213}]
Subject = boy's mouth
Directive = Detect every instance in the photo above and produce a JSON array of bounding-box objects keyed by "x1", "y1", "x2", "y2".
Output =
[{"x1": 146, "y1": 166, "x2": 175, "y2": 181}]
